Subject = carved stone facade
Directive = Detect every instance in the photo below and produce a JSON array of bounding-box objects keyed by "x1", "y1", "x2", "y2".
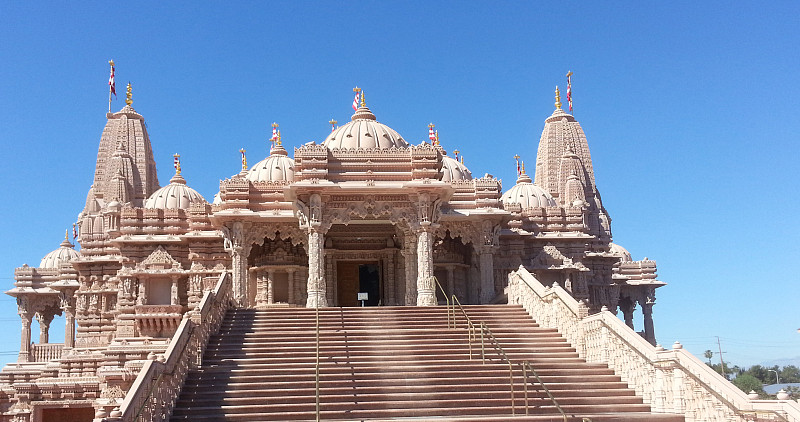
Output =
[{"x1": 0, "y1": 91, "x2": 665, "y2": 420}]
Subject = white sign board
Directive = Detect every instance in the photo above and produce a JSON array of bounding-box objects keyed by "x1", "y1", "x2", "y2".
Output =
[{"x1": 357, "y1": 292, "x2": 369, "y2": 301}]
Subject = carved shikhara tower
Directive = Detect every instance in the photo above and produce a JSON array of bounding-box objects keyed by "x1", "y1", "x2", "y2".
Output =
[{"x1": 0, "y1": 89, "x2": 664, "y2": 421}]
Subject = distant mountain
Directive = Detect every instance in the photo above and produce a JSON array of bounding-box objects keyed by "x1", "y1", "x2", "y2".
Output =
[{"x1": 760, "y1": 356, "x2": 800, "y2": 368}]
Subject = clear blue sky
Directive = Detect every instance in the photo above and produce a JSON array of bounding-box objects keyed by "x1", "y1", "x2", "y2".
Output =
[{"x1": 1, "y1": 2, "x2": 798, "y2": 368}]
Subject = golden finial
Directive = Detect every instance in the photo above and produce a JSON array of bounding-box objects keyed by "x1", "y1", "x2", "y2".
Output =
[
  {"x1": 240, "y1": 148, "x2": 247, "y2": 171},
  {"x1": 65, "y1": 229, "x2": 69, "y2": 241},
  {"x1": 460, "y1": 155, "x2": 464, "y2": 164},
  {"x1": 554, "y1": 86, "x2": 561, "y2": 110},
  {"x1": 434, "y1": 130, "x2": 439, "y2": 146},
  {"x1": 109, "y1": 60, "x2": 115, "y2": 67},
  {"x1": 360, "y1": 89, "x2": 366, "y2": 107},
  {"x1": 521, "y1": 161, "x2": 526, "y2": 173},
  {"x1": 173, "y1": 153, "x2": 181, "y2": 175},
  {"x1": 329, "y1": 119, "x2": 337, "y2": 132},
  {"x1": 125, "y1": 82, "x2": 133, "y2": 106},
  {"x1": 276, "y1": 130, "x2": 282, "y2": 146}
]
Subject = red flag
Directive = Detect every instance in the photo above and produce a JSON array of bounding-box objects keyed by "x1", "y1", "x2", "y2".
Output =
[
  {"x1": 566, "y1": 71, "x2": 573, "y2": 112},
  {"x1": 173, "y1": 154, "x2": 180, "y2": 173},
  {"x1": 271, "y1": 125, "x2": 278, "y2": 141},
  {"x1": 352, "y1": 91, "x2": 360, "y2": 110},
  {"x1": 109, "y1": 63, "x2": 116, "y2": 97},
  {"x1": 72, "y1": 223, "x2": 78, "y2": 240},
  {"x1": 428, "y1": 125, "x2": 436, "y2": 142}
]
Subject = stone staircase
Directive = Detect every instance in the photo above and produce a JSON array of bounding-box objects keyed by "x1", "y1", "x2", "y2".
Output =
[{"x1": 171, "y1": 305, "x2": 683, "y2": 421}]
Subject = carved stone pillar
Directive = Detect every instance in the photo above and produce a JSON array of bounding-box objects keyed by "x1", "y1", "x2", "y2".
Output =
[
  {"x1": 620, "y1": 299, "x2": 636, "y2": 329},
  {"x1": 385, "y1": 253, "x2": 396, "y2": 305},
  {"x1": 306, "y1": 228, "x2": 328, "y2": 308},
  {"x1": 416, "y1": 227, "x2": 436, "y2": 306},
  {"x1": 479, "y1": 247, "x2": 496, "y2": 304},
  {"x1": 267, "y1": 270, "x2": 275, "y2": 305},
  {"x1": 35, "y1": 311, "x2": 54, "y2": 344},
  {"x1": 642, "y1": 302, "x2": 656, "y2": 345},
  {"x1": 445, "y1": 265, "x2": 455, "y2": 298},
  {"x1": 17, "y1": 298, "x2": 32, "y2": 363},
  {"x1": 287, "y1": 269, "x2": 295, "y2": 304},
  {"x1": 64, "y1": 305, "x2": 76, "y2": 348},
  {"x1": 401, "y1": 236, "x2": 417, "y2": 306},
  {"x1": 231, "y1": 248, "x2": 248, "y2": 306}
]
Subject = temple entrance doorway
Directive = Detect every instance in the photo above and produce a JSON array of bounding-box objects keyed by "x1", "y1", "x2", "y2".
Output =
[{"x1": 337, "y1": 261, "x2": 381, "y2": 306}]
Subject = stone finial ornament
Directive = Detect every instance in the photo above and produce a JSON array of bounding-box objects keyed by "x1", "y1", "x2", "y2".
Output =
[{"x1": 125, "y1": 82, "x2": 132, "y2": 106}]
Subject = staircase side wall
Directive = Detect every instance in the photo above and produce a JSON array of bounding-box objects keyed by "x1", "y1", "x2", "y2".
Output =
[{"x1": 507, "y1": 266, "x2": 800, "y2": 422}]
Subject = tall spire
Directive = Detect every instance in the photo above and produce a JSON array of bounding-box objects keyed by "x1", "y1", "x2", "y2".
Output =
[{"x1": 240, "y1": 148, "x2": 247, "y2": 171}]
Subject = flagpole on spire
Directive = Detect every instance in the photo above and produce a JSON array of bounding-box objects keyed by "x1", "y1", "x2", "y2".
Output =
[
  {"x1": 173, "y1": 153, "x2": 181, "y2": 175},
  {"x1": 352, "y1": 87, "x2": 361, "y2": 111},
  {"x1": 566, "y1": 71, "x2": 573, "y2": 113},
  {"x1": 271, "y1": 123, "x2": 279, "y2": 148},
  {"x1": 329, "y1": 119, "x2": 337, "y2": 132},
  {"x1": 514, "y1": 154, "x2": 521, "y2": 175},
  {"x1": 108, "y1": 60, "x2": 116, "y2": 113}
]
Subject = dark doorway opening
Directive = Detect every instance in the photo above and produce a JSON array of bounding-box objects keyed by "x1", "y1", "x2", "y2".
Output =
[
  {"x1": 359, "y1": 263, "x2": 380, "y2": 306},
  {"x1": 337, "y1": 261, "x2": 381, "y2": 306}
]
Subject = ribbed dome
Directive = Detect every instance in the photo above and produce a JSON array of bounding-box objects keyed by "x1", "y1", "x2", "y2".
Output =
[
  {"x1": 609, "y1": 243, "x2": 633, "y2": 262},
  {"x1": 501, "y1": 172, "x2": 557, "y2": 209},
  {"x1": 322, "y1": 106, "x2": 409, "y2": 150},
  {"x1": 441, "y1": 155, "x2": 473, "y2": 182},
  {"x1": 144, "y1": 173, "x2": 206, "y2": 210},
  {"x1": 246, "y1": 144, "x2": 295, "y2": 182},
  {"x1": 40, "y1": 236, "x2": 82, "y2": 268}
]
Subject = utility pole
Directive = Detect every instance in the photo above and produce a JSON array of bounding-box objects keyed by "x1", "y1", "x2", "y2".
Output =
[{"x1": 716, "y1": 336, "x2": 727, "y2": 378}]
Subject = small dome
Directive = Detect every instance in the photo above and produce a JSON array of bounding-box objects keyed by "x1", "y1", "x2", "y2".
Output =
[
  {"x1": 40, "y1": 236, "x2": 82, "y2": 268},
  {"x1": 441, "y1": 155, "x2": 473, "y2": 182},
  {"x1": 609, "y1": 243, "x2": 633, "y2": 262},
  {"x1": 246, "y1": 144, "x2": 295, "y2": 182},
  {"x1": 501, "y1": 172, "x2": 557, "y2": 209},
  {"x1": 144, "y1": 173, "x2": 206, "y2": 210},
  {"x1": 322, "y1": 105, "x2": 409, "y2": 150}
]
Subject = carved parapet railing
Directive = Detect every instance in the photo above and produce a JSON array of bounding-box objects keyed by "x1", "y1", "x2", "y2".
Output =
[
  {"x1": 507, "y1": 265, "x2": 800, "y2": 422},
  {"x1": 29, "y1": 343, "x2": 64, "y2": 362},
  {"x1": 100, "y1": 271, "x2": 233, "y2": 422}
]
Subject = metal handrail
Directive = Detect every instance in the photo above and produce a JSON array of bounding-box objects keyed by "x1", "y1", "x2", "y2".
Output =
[
  {"x1": 521, "y1": 360, "x2": 567, "y2": 421},
  {"x1": 315, "y1": 304, "x2": 321, "y2": 422},
  {"x1": 431, "y1": 276, "x2": 568, "y2": 419},
  {"x1": 433, "y1": 276, "x2": 452, "y2": 328}
]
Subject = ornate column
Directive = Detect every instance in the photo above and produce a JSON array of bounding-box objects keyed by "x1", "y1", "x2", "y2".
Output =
[
  {"x1": 35, "y1": 311, "x2": 54, "y2": 344},
  {"x1": 642, "y1": 302, "x2": 656, "y2": 345},
  {"x1": 401, "y1": 235, "x2": 417, "y2": 306},
  {"x1": 287, "y1": 269, "x2": 295, "y2": 304},
  {"x1": 226, "y1": 221, "x2": 249, "y2": 307},
  {"x1": 478, "y1": 247, "x2": 496, "y2": 303},
  {"x1": 60, "y1": 291, "x2": 76, "y2": 348},
  {"x1": 16, "y1": 297, "x2": 32, "y2": 362},
  {"x1": 267, "y1": 270, "x2": 275, "y2": 305},
  {"x1": 478, "y1": 221, "x2": 500, "y2": 304},
  {"x1": 445, "y1": 265, "x2": 455, "y2": 298},
  {"x1": 306, "y1": 227, "x2": 328, "y2": 307},
  {"x1": 385, "y1": 253, "x2": 396, "y2": 305},
  {"x1": 640, "y1": 287, "x2": 656, "y2": 345},
  {"x1": 416, "y1": 226, "x2": 436, "y2": 306},
  {"x1": 620, "y1": 299, "x2": 636, "y2": 329}
]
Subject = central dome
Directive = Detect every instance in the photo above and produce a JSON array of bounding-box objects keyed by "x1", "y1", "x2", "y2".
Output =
[{"x1": 322, "y1": 105, "x2": 409, "y2": 150}]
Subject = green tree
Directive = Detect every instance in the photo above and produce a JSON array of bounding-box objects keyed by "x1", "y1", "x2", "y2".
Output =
[
  {"x1": 704, "y1": 350, "x2": 713, "y2": 365},
  {"x1": 780, "y1": 365, "x2": 800, "y2": 383},
  {"x1": 732, "y1": 374, "x2": 764, "y2": 395}
]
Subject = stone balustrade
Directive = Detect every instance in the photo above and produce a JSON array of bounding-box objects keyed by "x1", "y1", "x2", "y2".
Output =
[
  {"x1": 507, "y1": 265, "x2": 800, "y2": 422},
  {"x1": 29, "y1": 343, "x2": 64, "y2": 363},
  {"x1": 94, "y1": 271, "x2": 233, "y2": 422}
]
